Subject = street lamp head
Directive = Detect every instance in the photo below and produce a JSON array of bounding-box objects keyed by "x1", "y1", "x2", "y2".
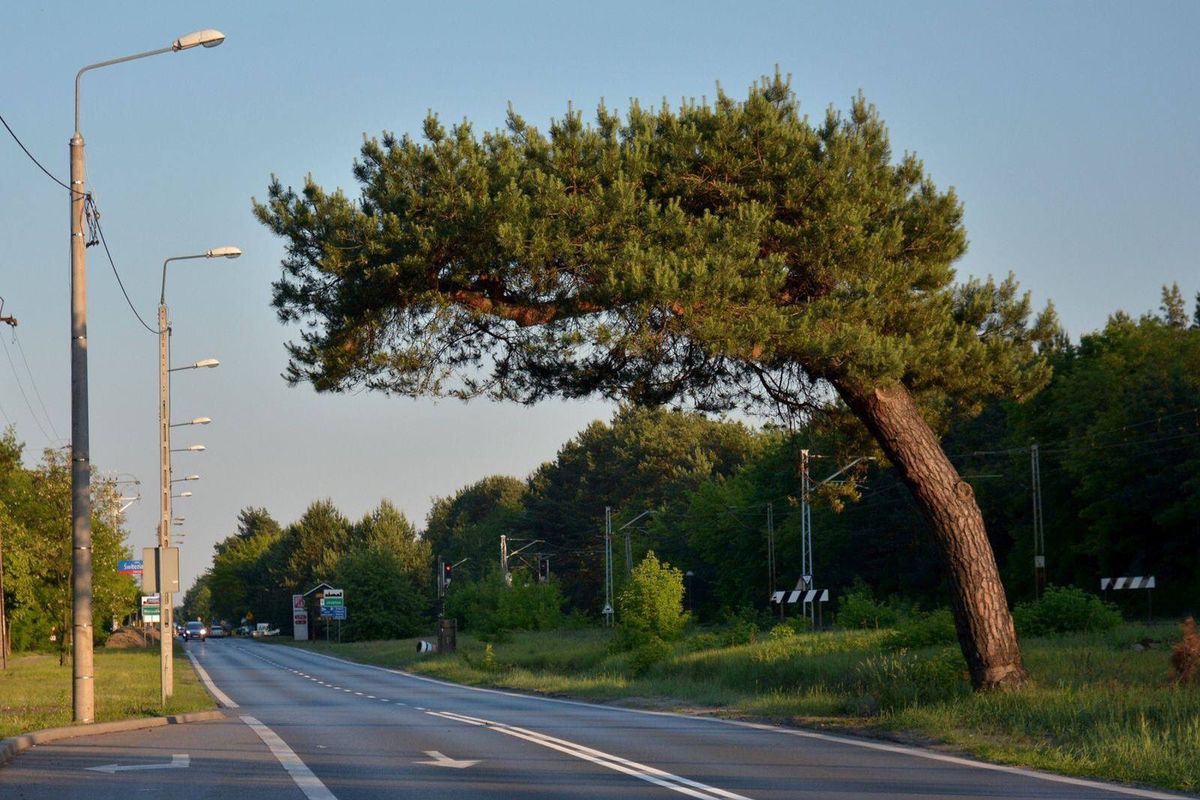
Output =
[
  {"x1": 206, "y1": 246, "x2": 242, "y2": 259},
  {"x1": 186, "y1": 445, "x2": 205, "y2": 452},
  {"x1": 176, "y1": 491, "x2": 193, "y2": 498},
  {"x1": 173, "y1": 29, "x2": 226, "y2": 51},
  {"x1": 191, "y1": 417, "x2": 212, "y2": 425},
  {"x1": 183, "y1": 474, "x2": 200, "y2": 481},
  {"x1": 193, "y1": 358, "x2": 220, "y2": 369}
]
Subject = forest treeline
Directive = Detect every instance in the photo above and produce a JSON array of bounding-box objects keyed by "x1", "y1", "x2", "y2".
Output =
[
  {"x1": 1, "y1": 289, "x2": 1196, "y2": 651},
  {"x1": 178, "y1": 288, "x2": 1199, "y2": 637}
]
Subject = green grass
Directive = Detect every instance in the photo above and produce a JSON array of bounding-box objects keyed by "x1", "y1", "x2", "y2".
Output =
[
  {"x1": 0, "y1": 646, "x2": 216, "y2": 738},
  {"x1": 274, "y1": 621, "x2": 1198, "y2": 793}
]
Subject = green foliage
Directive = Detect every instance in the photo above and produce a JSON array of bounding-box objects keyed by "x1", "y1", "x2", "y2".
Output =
[
  {"x1": 445, "y1": 571, "x2": 564, "y2": 634},
  {"x1": 1013, "y1": 585, "x2": 1123, "y2": 636},
  {"x1": 333, "y1": 544, "x2": 427, "y2": 642},
  {"x1": 890, "y1": 608, "x2": 958, "y2": 649},
  {"x1": 423, "y1": 476, "x2": 526, "y2": 575},
  {"x1": 615, "y1": 552, "x2": 689, "y2": 649},
  {"x1": 853, "y1": 647, "x2": 970, "y2": 711},
  {"x1": 627, "y1": 636, "x2": 674, "y2": 676},
  {"x1": 836, "y1": 588, "x2": 904, "y2": 630},
  {"x1": 0, "y1": 432, "x2": 137, "y2": 653}
]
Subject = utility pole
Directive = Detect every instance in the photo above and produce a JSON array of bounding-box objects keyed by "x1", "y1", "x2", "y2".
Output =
[
  {"x1": 603, "y1": 507, "x2": 614, "y2": 626},
  {"x1": 0, "y1": 301, "x2": 14, "y2": 668},
  {"x1": 1031, "y1": 443, "x2": 1045, "y2": 598},
  {"x1": 798, "y1": 450, "x2": 876, "y2": 627},
  {"x1": 69, "y1": 95, "x2": 95, "y2": 724},
  {"x1": 0, "y1": 520, "x2": 7, "y2": 670},
  {"x1": 157, "y1": 302, "x2": 173, "y2": 702},
  {"x1": 500, "y1": 534, "x2": 510, "y2": 585},
  {"x1": 768, "y1": 501, "x2": 780, "y2": 619}
]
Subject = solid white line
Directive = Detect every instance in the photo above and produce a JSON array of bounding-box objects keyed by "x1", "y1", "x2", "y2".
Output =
[
  {"x1": 274, "y1": 645, "x2": 1196, "y2": 800},
  {"x1": 241, "y1": 715, "x2": 337, "y2": 800},
  {"x1": 426, "y1": 710, "x2": 750, "y2": 800},
  {"x1": 185, "y1": 650, "x2": 239, "y2": 708}
]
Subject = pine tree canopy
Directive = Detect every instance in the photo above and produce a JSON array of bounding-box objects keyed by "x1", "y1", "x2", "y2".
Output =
[{"x1": 254, "y1": 72, "x2": 1053, "y2": 424}]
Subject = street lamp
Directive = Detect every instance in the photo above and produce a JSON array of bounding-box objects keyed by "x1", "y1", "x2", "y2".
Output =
[
  {"x1": 170, "y1": 416, "x2": 211, "y2": 427},
  {"x1": 69, "y1": 28, "x2": 227, "y2": 724},
  {"x1": 173, "y1": 491, "x2": 193, "y2": 499},
  {"x1": 156, "y1": 246, "x2": 239, "y2": 703}
]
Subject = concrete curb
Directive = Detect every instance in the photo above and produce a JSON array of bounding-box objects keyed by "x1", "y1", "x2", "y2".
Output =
[{"x1": 0, "y1": 709, "x2": 225, "y2": 769}]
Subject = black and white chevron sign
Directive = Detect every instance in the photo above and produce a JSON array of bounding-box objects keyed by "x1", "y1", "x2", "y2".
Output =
[{"x1": 1100, "y1": 576, "x2": 1156, "y2": 591}]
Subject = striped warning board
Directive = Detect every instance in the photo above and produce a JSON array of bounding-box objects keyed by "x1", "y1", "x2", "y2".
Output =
[
  {"x1": 1100, "y1": 576, "x2": 1155, "y2": 591},
  {"x1": 772, "y1": 589, "x2": 829, "y2": 604}
]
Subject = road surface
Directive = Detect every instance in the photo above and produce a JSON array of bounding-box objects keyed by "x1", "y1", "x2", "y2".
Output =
[{"x1": 1, "y1": 638, "x2": 1191, "y2": 799}]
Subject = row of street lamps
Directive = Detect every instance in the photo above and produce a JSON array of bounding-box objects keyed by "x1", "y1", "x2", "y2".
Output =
[{"x1": 69, "y1": 28, "x2": 235, "y2": 722}]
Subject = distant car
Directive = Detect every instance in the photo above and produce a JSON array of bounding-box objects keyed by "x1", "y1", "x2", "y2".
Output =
[
  {"x1": 182, "y1": 621, "x2": 207, "y2": 641},
  {"x1": 208, "y1": 625, "x2": 227, "y2": 639}
]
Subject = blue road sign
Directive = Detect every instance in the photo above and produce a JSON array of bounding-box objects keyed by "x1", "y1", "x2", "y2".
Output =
[
  {"x1": 328, "y1": 606, "x2": 347, "y2": 620},
  {"x1": 118, "y1": 559, "x2": 144, "y2": 575}
]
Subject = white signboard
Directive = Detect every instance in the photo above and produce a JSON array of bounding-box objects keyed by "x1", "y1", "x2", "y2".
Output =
[{"x1": 292, "y1": 593, "x2": 308, "y2": 641}]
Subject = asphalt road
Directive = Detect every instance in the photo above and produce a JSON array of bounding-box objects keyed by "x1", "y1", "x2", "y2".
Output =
[{"x1": 1, "y1": 638, "x2": 1192, "y2": 800}]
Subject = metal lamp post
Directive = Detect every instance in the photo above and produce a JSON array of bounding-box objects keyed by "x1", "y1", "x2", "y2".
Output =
[
  {"x1": 69, "y1": 28, "x2": 227, "y2": 724},
  {"x1": 157, "y1": 247, "x2": 240, "y2": 702}
]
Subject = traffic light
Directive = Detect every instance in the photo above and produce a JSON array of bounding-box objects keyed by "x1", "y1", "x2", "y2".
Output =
[{"x1": 443, "y1": 561, "x2": 453, "y2": 588}]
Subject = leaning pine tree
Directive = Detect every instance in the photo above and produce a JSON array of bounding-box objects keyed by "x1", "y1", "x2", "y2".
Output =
[{"x1": 255, "y1": 73, "x2": 1058, "y2": 689}]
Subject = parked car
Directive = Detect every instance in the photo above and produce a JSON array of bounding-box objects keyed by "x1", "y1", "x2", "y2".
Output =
[{"x1": 182, "y1": 621, "x2": 207, "y2": 641}]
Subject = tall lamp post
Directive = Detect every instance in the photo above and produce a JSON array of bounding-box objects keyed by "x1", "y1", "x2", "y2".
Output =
[
  {"x1": 157, "y1": 247, "x2": 240, "y2": 702},
  {"x1": 70, "y1": 28, "x2": 227, "y2": 724}
]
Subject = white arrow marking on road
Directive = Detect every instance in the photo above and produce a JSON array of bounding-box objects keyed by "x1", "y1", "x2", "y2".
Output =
[
  {"x1": 414, "y1": 750, "x2": 479, "y2": 769},
  {"x1": 87, "y1": 754, "x2": 189, "y2": 773}
]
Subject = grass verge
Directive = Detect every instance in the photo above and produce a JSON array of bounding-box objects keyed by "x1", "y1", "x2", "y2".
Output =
[
  {"x1": 276, "y1": 622, "x2": 1198, "y2": 793},
  {"x1": 0, "y1": 643, "x2": 215, "y2": 738}
]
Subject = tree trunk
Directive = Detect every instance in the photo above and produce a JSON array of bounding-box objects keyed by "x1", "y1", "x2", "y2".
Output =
[{"x1": 833, "y1": 378, "x2": 1028, "y2": 690}]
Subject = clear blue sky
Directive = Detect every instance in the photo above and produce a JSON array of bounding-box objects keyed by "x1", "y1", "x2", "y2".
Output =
[{"x1": 2, "y1": 1, "x2": 1196, "y2": 594}]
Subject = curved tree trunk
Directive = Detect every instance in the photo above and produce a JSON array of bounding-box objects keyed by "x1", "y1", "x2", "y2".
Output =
[{"x1": 833, "y1": 378, "x2": 1028, "y2": 690}]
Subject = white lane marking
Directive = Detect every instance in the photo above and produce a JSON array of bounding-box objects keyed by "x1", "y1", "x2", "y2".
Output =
[
  {"x1": 185, "y1": 650, "x2": 239, "y2": 708},
  {"x1": 87, "y1": 754, "x2": 189, "y2": 773},
  {"x1": 241, "y1": 715, "x2": 337, "y2": 800},
  {"x1": 427, "y1": 711, "x2": 750, "y2": 800},
  {"x1": 276, "y1": 647, "x2": 1183, "y2": 800},
  {"x1": 414, "y1": 750, "x2": 480, "y2": 769}
]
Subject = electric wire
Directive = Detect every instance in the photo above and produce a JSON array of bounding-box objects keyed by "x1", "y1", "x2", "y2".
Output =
[
  {"x1": 0, "y1": 333, "x2": 54, "y2": 445},
  {"x1": 88, "y1": 196, "x2": 162, "y2": 335},
  {"x1": 0, "y1": 110, "x2": 83, "y2": 195},
  {"x1": 11, "y1": 329, "x2": 62, "y2": 441}
]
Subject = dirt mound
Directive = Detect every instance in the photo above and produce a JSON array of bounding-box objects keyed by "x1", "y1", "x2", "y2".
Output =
[{"x1": 104, "y1": 626, "x2": 158, "y2": 648}]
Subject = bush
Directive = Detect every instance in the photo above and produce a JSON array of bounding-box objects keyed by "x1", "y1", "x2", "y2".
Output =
[
  {"x1": 1013, "y1": 585, "x2": 1123, "y2": 636},
  {"x1": 615, "y1": 551, "x2": 689, "y2": 650},
  {"x1": 446, "y1": 570, "x2": 565, "y2": 634},
  {"x1": 628, "y1": 636, "x2": 674, "y2": 676},
  {"x1": 853, "y1": 647, "x2": 969, "y2": 711},
  {"x1": 837, "y1": 589, "x2": 903, "y2": 630},
  {"x1": 890, "y1": 608, "x2": 958, "y2": 649}
]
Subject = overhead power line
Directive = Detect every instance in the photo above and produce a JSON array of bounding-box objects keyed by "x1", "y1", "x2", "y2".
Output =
[{"x1": 0, "y1": 111, "x2": 82, "y2": 195}]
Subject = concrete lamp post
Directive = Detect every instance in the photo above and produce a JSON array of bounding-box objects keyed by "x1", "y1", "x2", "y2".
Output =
[
  {"x1": 156, "y1": 245, "x2": 240, "y2": 704},
  {"x1": 69, "y1": 27, "x2": 226, "y2": 724}
]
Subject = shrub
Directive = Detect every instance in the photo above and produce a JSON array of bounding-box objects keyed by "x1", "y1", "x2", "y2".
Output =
[
  {"x1": 628, "y1": 636, "x2": 674, "y2": 676},
  {"x1": 890, "y1": 608, "x2": 958, "y2": 649},
  {"x1": 615, "y1": 551, "x2": 690, "y2": 650},
  {"x1": 854, "y1": 647, "x2": 969, "y2": 711},
  {"x1": 1013, "y1": 585, "x2": 1123, "y2": 636},
  {"x1": 837, "y1": 589, "x2": 903, "y2": 630},
  {"x1": 1170, "y1": 617, "x2": 1200, "y2": 685},
  {"x1": 446, "y1": 570, "x2": 564, "y2": 634}
]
